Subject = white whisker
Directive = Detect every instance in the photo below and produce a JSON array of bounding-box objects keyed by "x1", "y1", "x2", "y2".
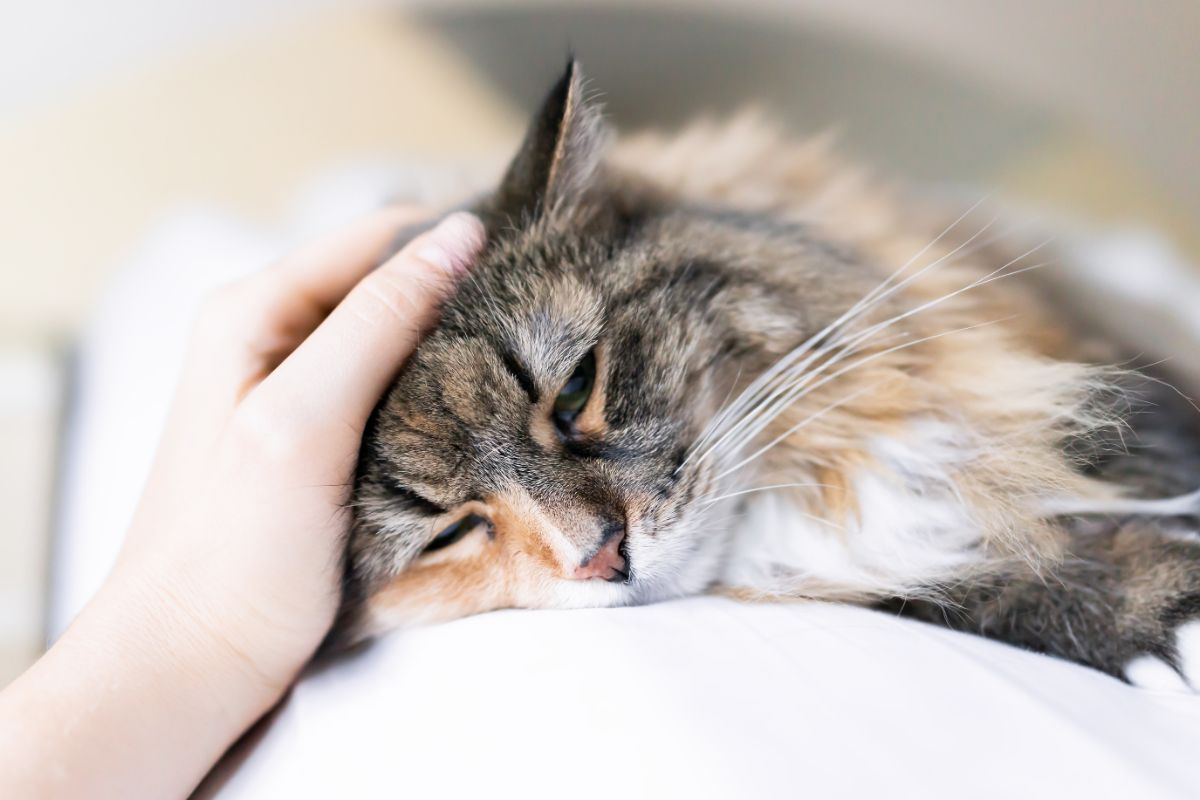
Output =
[
  {"x1": 709, "y1": 315, "x2": 1015, "y2": 479},
  {"x1": 685, "y1": 198, "x2": 990, "y2": 466},
  {"x1": 713, "y1": 383, "x2": 882, "y2": 481},
  {"x1": 704, "y1": 238, "x2": 1052, "y2": 466},
  {"x1": 700, "y1": 482, "x2": 832, "y2": 506},
  {"x1": 689, "y1": 212, "x2": 1004, "y2": 469}
]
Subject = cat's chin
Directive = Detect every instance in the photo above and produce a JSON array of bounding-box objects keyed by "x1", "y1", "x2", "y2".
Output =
[
  {"x1": 611, "y1": 526, "x2": 731, "y2": 605},
  {"x1": 538, "y1": 531, "x2": 726, "y2": 611}
]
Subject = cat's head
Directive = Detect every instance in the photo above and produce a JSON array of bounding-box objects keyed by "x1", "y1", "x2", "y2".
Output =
[{"x1": 338, "y1": 61, "x2": 868, "y2": 640}]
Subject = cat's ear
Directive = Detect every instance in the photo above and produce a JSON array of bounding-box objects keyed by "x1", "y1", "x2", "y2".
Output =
[{"x1": 490, "y1": 59, "x2": 609, "y2": 225}]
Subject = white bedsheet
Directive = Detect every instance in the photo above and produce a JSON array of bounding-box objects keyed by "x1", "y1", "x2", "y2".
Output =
[
  {"x1": 52, "y1": 177, "x2": 1200, "y2": 799},
  {"x1": 203, "y1": 599, "x2": 1200, "y2": 799}
]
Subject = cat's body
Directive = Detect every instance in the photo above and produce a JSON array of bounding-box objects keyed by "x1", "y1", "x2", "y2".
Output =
[{"x1": 334, "y1": 62, "x2": 1200, "y2": 687}]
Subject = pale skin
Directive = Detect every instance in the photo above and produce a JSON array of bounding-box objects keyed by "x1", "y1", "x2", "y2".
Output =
[{"x1": 0, "y1": 209, "x2": 486, "y2": 798}]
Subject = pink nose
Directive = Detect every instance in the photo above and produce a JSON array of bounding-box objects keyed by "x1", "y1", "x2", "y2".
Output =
[{"x1": 573, "y1": 528, "x2": 628, "y2": 582}]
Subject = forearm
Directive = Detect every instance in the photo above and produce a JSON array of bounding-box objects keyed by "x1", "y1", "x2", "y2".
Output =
[{"x1": 0, "y1": 566, "x2": 287, "y2": 798}]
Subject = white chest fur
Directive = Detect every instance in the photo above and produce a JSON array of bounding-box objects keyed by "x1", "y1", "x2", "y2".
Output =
[{"x1": 720, "y1": 421, "x2": 986, "y2": 598}]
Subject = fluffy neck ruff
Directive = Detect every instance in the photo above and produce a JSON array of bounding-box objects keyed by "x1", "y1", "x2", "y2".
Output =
[{"x1": 687, "y1": 227, "x2": 1118, "y2": 603}]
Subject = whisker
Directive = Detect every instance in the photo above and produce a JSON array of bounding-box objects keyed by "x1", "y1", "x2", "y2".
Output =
[
  {"x1": 710, "y1": 316, "x2": 1016, "y2": 477},
  {"x1": 696, "y1": 487, "x2": 846, "y2": 533},
  {"x1": 683, "y1": 364, "x2": 745, "y2": 474},
  {"x1": 701, "y1": 330, "x2": 913, "y2": 465},
  {"x1": 690, "y1": 213, "x2": 1003, "y2": 468},
  {"x1": 837, "y1": 195, "x2": 994, "y2": 328},
  {"x1": 699, "y1": 482, "x2": 833, "y2": 506},
  {"x1": 705, "y1": 501, "x2": 846, "y2": 533},
  {"x1": 686, "y1": 199, "x2": 990, "y2": 464},
  {"x1": 703, "y1": 240, "x2": 1052, "y2": 465},
  {"x1": 712, "y1": 383, "x2": 882, "y2": 481}
]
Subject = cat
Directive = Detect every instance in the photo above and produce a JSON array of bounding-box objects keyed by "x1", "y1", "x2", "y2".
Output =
[{"x1": 331, "y1": 60, "x2": 1200, "y2": 688}]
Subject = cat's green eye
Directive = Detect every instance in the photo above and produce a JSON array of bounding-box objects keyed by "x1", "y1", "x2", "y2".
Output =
[
  {"x1": 553, "y1": 349, "x2": 597, "y2": 427},
  {"x1": 423, "y1": 513, "x2": 486, "y2": 554}
]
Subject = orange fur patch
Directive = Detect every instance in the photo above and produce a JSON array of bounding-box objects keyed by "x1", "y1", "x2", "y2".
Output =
[{"x1": 366, "y1": 486, "x2": 597, "y2": 632}]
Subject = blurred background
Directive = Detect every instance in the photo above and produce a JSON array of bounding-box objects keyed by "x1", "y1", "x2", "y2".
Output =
[{"x1": 2, "y1": 0, "x2": 1198, "y2": 683}]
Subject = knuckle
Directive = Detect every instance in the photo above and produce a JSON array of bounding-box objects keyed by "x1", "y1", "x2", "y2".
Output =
[
  {"x1": 195, "y1": 279, "x2": 255, "y2": 330},
  {"x1": 229, "y1": 399, "x2": 310, "y2": 464},
  {"x1": 349, "y1": 272, "x2": 426, "y2": 327},
  {"x1": 201, "y1": 280, "x2": 247, "y2": 311}
]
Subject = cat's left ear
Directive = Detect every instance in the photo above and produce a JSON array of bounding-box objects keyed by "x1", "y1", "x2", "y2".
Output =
[{"x1": 489, "y1": 59, "x2": 609, "y2": 226}]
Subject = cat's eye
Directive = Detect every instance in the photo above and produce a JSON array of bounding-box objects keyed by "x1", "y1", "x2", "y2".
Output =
[
  {"x1": 553, "y1": 349, "x2": 596, "y2": 428},
  {"x1": 423, "y1": 513, "x2": 487, "y2": 554}
]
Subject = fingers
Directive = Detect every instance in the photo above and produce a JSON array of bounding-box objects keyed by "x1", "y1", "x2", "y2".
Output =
[
  {"x1": 187, "y1": 206, "x2": 430, "y2": 389},
  {"x1": 265, "y1": 205, "x2": 431, "y2": 314},
  {"x1": 246, "y1": 212, "x2": 486, "y2": 436}
]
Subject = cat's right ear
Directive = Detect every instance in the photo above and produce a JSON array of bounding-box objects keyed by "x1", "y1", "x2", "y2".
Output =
[{"x1": 488, "y1": 59, "x2": 609, "y2": 227}]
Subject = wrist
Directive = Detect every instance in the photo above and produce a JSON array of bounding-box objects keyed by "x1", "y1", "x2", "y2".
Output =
[
  {"x1": 98, "y1": 554, "x2": 302, "y2": 718},
  {"x1": 0, "y1": 563, "x2": 292, "y2": 797}
]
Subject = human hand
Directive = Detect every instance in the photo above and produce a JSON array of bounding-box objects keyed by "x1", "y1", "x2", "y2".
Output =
[
  {"x1": 118, "y1": 208, "x2": 484, "y2": 690},
  {"x1": 0, "y1": 208, "x2": 485, "y2": 798}
]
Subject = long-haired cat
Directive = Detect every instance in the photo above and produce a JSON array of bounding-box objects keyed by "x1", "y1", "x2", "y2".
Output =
[{"x1": 332, "y1": 61, "x2": 1200, "y2": 687}]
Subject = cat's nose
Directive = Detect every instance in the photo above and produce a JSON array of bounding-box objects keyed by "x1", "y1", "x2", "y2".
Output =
[{"x1": 573, "y1": 522, "x2": 628, "y2": 582}]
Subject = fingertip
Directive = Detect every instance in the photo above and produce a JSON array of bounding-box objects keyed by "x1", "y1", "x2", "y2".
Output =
[{"x1": 411, "y1": 212, "x2": 487, "y2": 276}]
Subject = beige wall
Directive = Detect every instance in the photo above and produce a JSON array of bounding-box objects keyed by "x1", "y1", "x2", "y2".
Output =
[
  {"x1": 2, "y1": 1, "x2": 1196, "y2": 345},
  {"x1": 0, "y1": 8, "x2": 522, "y2": 344},
  {"x1": 453, "y1": 0, "x2": 1200, "y2": 219}
]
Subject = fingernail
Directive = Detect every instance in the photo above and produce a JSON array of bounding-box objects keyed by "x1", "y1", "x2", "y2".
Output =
[{"x1": 415, "y1": 212, "x2": 486, "y2": 275}]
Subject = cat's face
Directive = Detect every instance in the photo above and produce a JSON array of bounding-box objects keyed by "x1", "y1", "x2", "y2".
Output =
[
  {"x1": 340, "y1": 62, "x2": 865, "y2": 640},
  {"x1": 351, "y1": 224, "x2": 732, "y2": 631}
]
